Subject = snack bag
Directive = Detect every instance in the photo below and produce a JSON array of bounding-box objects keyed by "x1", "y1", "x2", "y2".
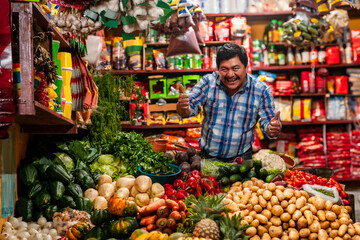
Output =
[
  {"x1": 145, "y1": 48, "x2": 154, "y2": 70},
  {"x1": 153, "y1": 49, "x2": 167, "y2": 70},
  {"x1": 123, "y1": 36, "x2": 144, "y2": 70},
  {"x1": 112, "y1": 37, "x2": 127, "y2": 70}
]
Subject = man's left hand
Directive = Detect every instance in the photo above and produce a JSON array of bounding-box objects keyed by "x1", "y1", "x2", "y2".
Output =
[{"x1": 267, "y1": 111, "x2": 282, "y2": 137}]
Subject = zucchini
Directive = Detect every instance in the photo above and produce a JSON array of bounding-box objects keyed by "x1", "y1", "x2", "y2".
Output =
[
  {"x1": 34, "y1": 190, "x2": 51, "y2": 209},
  {"x1": 43, "y1": 204, "x2": 58, "y2": 221},
  {"x1": 58, "y1": 195, "x2": 76, "y2": 208},
  {"x1": 28, "y1": 181, "x2": 44, "y2": 199},
  {"x1": 75, "y1": 197, "x2": 93, "y2": 214},
  {"x1": 49, "y1": 181, "x2": 65, "y2": 201},
  {"x1": 46, "y1": 165, "x2": 73, "y2": 184},
  {"x1": 308, "y1": 26, "x2": 319, "y2": 35},
  {"x1": 302, "y1": 32, "x2": 312, "y2": 41},
  {"x1": 297, "y1": 22, "x2": 308, "y2": 32},
  {"x1": 66, "y1": 183, "x2": 83, "y2": 199},
  {"x1": 19, "y1": 164, "x2": 38, "y2": 186},
  {"x1": 15, "y1": 197, "x2": 33, "y2": 222}
]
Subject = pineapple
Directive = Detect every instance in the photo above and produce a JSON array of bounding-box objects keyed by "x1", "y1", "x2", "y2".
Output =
[
  {"x1": 186, "y1": 194, "x2": 227, "y2": 240},
  {"x1": 220, "y1": 212, "x2": 251, "y2": 240}
]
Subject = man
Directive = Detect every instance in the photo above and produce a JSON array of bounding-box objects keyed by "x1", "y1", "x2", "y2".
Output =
[{"x1": 177, "y1": 43, "x2": 281, "y2": 161}]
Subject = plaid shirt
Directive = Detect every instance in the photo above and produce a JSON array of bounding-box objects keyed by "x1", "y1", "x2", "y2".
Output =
[{"x1": 188, "y1": 71, "x2": 276, "y2": 158}]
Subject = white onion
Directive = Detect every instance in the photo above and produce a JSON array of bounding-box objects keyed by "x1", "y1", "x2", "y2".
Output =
[
  {"x1": 8, "y1": 217, "x2": 19, "y2": 229},
  {"x1": 28, "y1": 223, "x2": 40, "y2": 230},
  {"x1": 0, "y1": 233, "x2": 8, "y2": 240},
  {"x1": 16, "y1": 231, "x2": 30, "y2": 239},
  {"x1": 42, "y1": 233, "x2": 52, "y2": 240},
  {"x1": 2, "y1": 226, "x2": 12, "y2": 233},
  {"x1": 35, "y1": 233, "x2": 42, "y2": 239},
  {"x1": 43, "y1": 222, "x2": 53, "y2": 229},
  {"x1": 7, "y1": 236, "x2": 17, "y2": 240},
  {"x1": 28, "y1": 228, "x2": 38, "y2": 236},
  {"x1": 42, "y1": 228, "x2": 49, "y2": 234},
  {"x1": 17, "y1": 227, "x2": 27, "y2": 233},
  {"x1": 37, "y1": 217, "x2": 47, "y2": 227},
  {"x1": 48, "y1": 229, "x2": 57, "y2": 237},
  {"x1": 19, "y1": 221, "x2": 28, "y2": 229},
  {"x1": 3, "y1": 222, "x2": 12, "y2": 228}
]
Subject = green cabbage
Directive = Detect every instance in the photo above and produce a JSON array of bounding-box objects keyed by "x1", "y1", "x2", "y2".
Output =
[
  {"x1": 53, "y1": 152, "x2": 75, "y2": 171},
  {"x1": 90, "y1": 154, "x2": 128, "y2": 179}
]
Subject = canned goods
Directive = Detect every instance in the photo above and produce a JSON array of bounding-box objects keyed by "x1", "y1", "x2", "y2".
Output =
[
  {"x1": 184, "y1": 54, "x2": 193, "y2": 69},
  {"x1": 158, "y1": 34, "x2": 167, "y2": 43},
  {"x1": 210, "y1": 46, "x2": 217, "y2": 57},
  {"x1": 146, "y1": 29, "x2": 157, "y2": 43},
  {"x1": 167, "y1": 57, "x2": 175, "y2": 70},
  {"x1": 210, "y1": 56, "x2": 217, "y2": 69},
  {"x1": 193, "y1": 55, "x2": 202, "y2": 69},
  {"x1": 175, "y1": 55, "x2": 184, "y2": 70}
]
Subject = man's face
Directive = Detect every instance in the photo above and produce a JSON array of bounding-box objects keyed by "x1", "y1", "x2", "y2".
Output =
[{"x1": 218, "y1": 56, "x2": 247, "y2": 96}]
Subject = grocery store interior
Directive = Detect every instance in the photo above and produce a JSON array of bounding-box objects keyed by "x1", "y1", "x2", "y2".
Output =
[{"x1": 1, "y1": 0, "x2": 360, "y2": 239}]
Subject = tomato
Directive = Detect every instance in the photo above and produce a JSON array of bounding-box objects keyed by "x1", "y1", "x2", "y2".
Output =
[
  {"x1": 343, "y1": 199, "x2": 350, "y2": 206},
  {"x1": 285, "y1": 170, "x2": 293, "y2": 178},
  {"x1": 340, "y1": 191, "x2": 347, "y2": 198}
]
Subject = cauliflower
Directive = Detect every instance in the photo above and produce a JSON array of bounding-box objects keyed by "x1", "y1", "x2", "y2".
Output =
[{"x1": 253, "y1": 149, "x2": 286, "y2": 172}]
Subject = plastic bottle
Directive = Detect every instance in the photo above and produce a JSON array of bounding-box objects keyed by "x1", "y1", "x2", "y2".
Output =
[
  {"x1": 318, "y1": 46, "x2": 326, "y2": 64},
  {"x1": 263, "y1": 25, "x2": 269, "y2": 46},
  {"x1": 263, "y1": 45, "x2": 269, "y2": 67},
  {"x1": 310, "y1": 47, "x2": 318, "y2": 65},
  {"x1": 345, "y1": 42, "x2": 353, "y2": 64},
  {"x1": 287, "y1": 46, "x2": 295, "y2": 66},
  {"x1": 271, "y1": 20, "x2": 279, "y2": 42},
  {"x1": 302, "y1": 47, "x2": 310, "y2": 65},
  {"x1": 203, "y1": 47, "x2": 210, "y2": 69},
  {"x1": 278, "y1": 46, "x2": 286, "y2": 66},
  {"x1": 339, "y1": 44, "x2": 346, "y2": 64},
  {"x1": 295, "y1": 48, "x2": 302, "y2": 65},
  {"x1": 268, "y1": 44, "x2": 277, "y2": 66},
  {"x1": 278, "y1": 21, "x2": 284, "y2": 42}
]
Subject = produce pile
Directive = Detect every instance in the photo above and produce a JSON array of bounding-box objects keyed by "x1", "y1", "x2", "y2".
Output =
[{"x1": 5, "y1": 134, "x2": 360, "y2": 240}]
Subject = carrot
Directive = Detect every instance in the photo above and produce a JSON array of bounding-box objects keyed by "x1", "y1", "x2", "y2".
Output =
[
  {"x1": 178, "y1": 201, "x2": 186, "y2": 211},
  {"x1": 172, "y1": 205, "x2": 179, "y2": 211},
  {"x1": 138, "y1": 199, "x2": 166, "y2": 216},
  {"x1": 169, "y1": 210, "x2": 182, "y2": 221},
  {"x1": 162, "y1": 227, "x2": 173, "y2": 235},
  {"x1": 166, "y1": 218, "x2": 177, "y2": 230},
  {"x1": 156, "y1": 218, "x2": 168, "y2": 229},
  {"x1": 140, "y1": 215, "x2": 157, "y2": 226},
  {"x1": 146, "y1": 224, "x2": 156, "y2": 231},
  {"x1": 165, "y1": 199, "x2": 179, "y2": 209},
  {"x1": 180, "y1": 211, "x2": 187, "y2": 221},
  {"x1": 157, "y1": 206, "x2": 170, "y2": 218}
]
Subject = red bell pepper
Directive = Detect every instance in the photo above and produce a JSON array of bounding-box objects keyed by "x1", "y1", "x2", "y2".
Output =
[
  {"x1": 165, "y1": 185, "x2": 177, "y2": 199},
  {"x1": 185, "y1": 177, "x2": 198, "y2": 193},
  {"x1": 179, "y1": 171, "x2": 189, "y2": 182},
  {"x1": 176, "y1": 189, "x2": 189, "y2": 200},
  {"x1": 173, "y1": 179, "x2": 185, "y2": 190},
  {"x1": 207, "y1": 176, "x2": 220, "y2": 194},
  {"x1": 200, "y1": 178, "x2": 214, "y2": 195},
  {"x1": 190, "y1": 170, "x2": 201, "y2": 179}
]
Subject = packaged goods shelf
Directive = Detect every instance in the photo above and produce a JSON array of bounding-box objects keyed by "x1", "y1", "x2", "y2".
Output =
[
  {"x1": 121, "y1": 124, "x2": 202, "y2": 130},
  {"x1": 111, "y1": 69, "x2": 217, "y2": 75},
  {"x1": 145, "y1": 41, "x2": 233, "y2": 47},
  {"x1": 282, "y1": 120, "x2": 354, "y2": 126},
  {"x1": 205, "y1": 11, "x2": 293, "y2": 21},
  {"x1": 252, "y1": 62, "x2": 360, "y2": 71}
]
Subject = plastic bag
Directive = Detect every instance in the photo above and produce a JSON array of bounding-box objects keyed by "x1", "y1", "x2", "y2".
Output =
[
  {"x1": 303, "y1": 184, "x2": 342, "y2": 204},
  {"x1": 167, "y1": 27, "x2": 201, "y2": 57},
  {"x1": 84, "y1": 35, "x2": 103, "y2": 67}
]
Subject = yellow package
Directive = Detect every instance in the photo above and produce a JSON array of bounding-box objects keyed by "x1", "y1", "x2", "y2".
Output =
[
  {"x1": 166, "y1": 111, "x2": 182, "y2": 125},
  {"x1": 292, "y1": 98, "x2": 301, "y2": 121},
  {"x1": 303, "y1": 98, "x2": 312, "y2": 121},
  {"x1": 183, "y1": 114, "x2": 202, "y2": 124},
  {"x1": 123, "y1": 36, "x2": 144, "y2": 70},
  {"x1": 148, "y1": 112, "x2": 165, "y2": 125}
]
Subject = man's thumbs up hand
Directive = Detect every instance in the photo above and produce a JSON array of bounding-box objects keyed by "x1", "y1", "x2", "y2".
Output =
[
  {"x1": 177, "y1": 84, "x2": 191, "y2": 117},
  {"x1": 267, "y1": 111, "x2": 282, "y2": 137},
  {"x1": 178, "y1": 84, "x2": 186, "y2": 94}
]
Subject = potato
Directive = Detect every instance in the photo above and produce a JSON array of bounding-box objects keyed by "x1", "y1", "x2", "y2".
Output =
[
  {"x1": 304, "y1": 210, "x2": 313, "y2": 225},
  {"x1": 114, "y1": 187, "x2": 130, "y2": 199},
  {"x1": 338, "y1": 217, "x2": 348, "y2": 225},
  {"x1": 330, "y1": 204, "x2": 340, "y2": 215},
  {"x1": 263, "y1": 190, "x2": 272, "y2": 200},
  {"x1": 320, "y1": 221, "x2": 330, "y2": 229},
  {"x1": 343, "y1": 233, "x2": 351, "y2": 240},
  {"x1": 267, "y1": 202, "x2": 272, "y2": 211},
  {"x1": 245, "y1": 227, "x2": 257, "y2": 237},
  {"x1": 249, "y1": 236, "x2": 260, "y2": 240},
  {"x1": 309, "y1": 221, "x2": 321, "y2": 233},
  {"x1": 300, "y1": 190, "x2": 309, "y2": 199},
  {"x1": 284, "y1": 189, "x2": 294, "y2": 199},
  {"x1": 296, "y1": 197, "x2": 306, "y2": 209},
  {"x1": 287, "y1": 204, "x2": 296, "y2": 215},
  {"x1": 255, "y1": 179, "x2": 265, "y2": 188},
  {"x1": 241, "y1": 209, "x2": 249, "y2": 218},
  {"x1": 338, "y1": 224, "x2": 347, "y2": 237},
  {"x1": 308, "y1": 203, "x2": 317, "y2": 214},
  {"x1": 269, "y1": 226, "x2": 283, "y2": 238},
  {"x1": 271, "y1": 205, "x2": 284, "y2": 216},
  {"x1": 93, "y1": 196, "x2": 108, "y2": 210},
  {"x1": 262, "y1": 233, "x2": 271, "y2": 240},
  {"x1": 281, "y1": 200, "x2": 289, "y2": 209},
  {"x1": 251, "y1": 219, "x2": 259, "y2": 228},
  {"x1": 282, "y1": 222, "x2": 290, "y2": 230},
  {"x1": 325, "y1": 200, "x2": 333, "y2": 211},
  {"x1": 224, "y1": 199, "x2": 239, "y2": 212},
  {"x1": 276, "y1": 185, "x2": 285, "y2": 191},
  {"x1": 294, "y1": 190, "x2": 302, "y2": 198},
  {"x1": 348, "y1": 226, "x2": 356, "y2": 236},
  {"x1": 289, "y1": 219, "x2": 296, "y2": 228},
  {"x1": 300, "y1": 205, "x2": 310, "y2": 213},
  {"x1": 317, "y1": 210, "x2": 326, "y2": 221},
  {"x1": 241, "y1": 219, "x2": 249, "y2": 225},
  {"x1": 98, "y1": 174, "x2": 112, "y2": 185},
  {"x1": 250, "y1": 186, "x2": 260, "y2": 192},
  {"x1": 345, "y1": 206, "x2": 352, "y2": 213},
  {"x1": 98, "y1": 183, "x2": 115, "y2": 200},
  {"x1": 254, "y1": 204, "x2": 263, "y2": 213},
  {"x1": 292, "y1": 210, "x2": 302, "y2": 221},
  {"x1": 247, "y1": 203, "x2": 253, "y2": 211},
  {"x1": 270, "y1": 217, "x2": 282, "y2": 226},
  {"x1": 326, "y1": 211, "x2": 337, "y2": 221},
  {"x1": 275, "y1": 189, "x2": 284, "y2": 201},
  {"x1": 281, "y1": 236, "x2": 289, "y2": 240},
  {"x1": 244, "y1": 216, "x2": 254, "y2": 223},
  {"x1": 257, "y1": 189, "x2": 264, "y2": 196},
  {"x1": 257, "y1": 225, "x2": 268, "y2": 237},
  {"x1": 268, "y1": 183, "x2": 276, "y2": 192},
  {"x1": 238, "y1": 203, "x2": 246, "y2": 210},
  {"x1": 354, "y1": 223, "x2": 360, "y2": 235},
  {"x1": 299, "y1": 228, "x2": 310, "y2": 238},
  {"x1": 313, "y1": 196, "x2": 326, "y2": 210},
  {"x1": 256, "y1": 214, "x2": 268, "y2": 224},
  {"x1": 249, "y1": 196, "x2": 259, "y2": 206},
  {"x1": 261, "y1": 209, "x2": 272, "y2": 219},
  {"x1": 289, "y1": 196, "x2": 297, "y2": 204},
  {"x1": 271, "y1": 196, "x2": 279, "y2": 206},
  {"x1": 309, "y1": 233, "x2": 318, "y2": 240},
  {"x1": 330, "y1": 221, "x2": 340, "y2": 229},
  {"x1": 249, "y1": 210, "x2": 257, "y2": 218},
  {"x1": 297, "y1": 216, "x2": 308, "y2": 229},
  {"x1": 241, "y1": 192, "x2": 252, "y2": 205},
  {"x1": 329, "y1": 230, "x2": 338, "y2": 238},
  {"x1": 84, "y1": 188, "x2": 99, "y2": 202},
  {"x1": 259, "y1": 195, "x2": 267, "y2": 208},
  {"x1": 280, "y1": 212, "x2": 291, "y2": 222},
  {"x1": 318, "y1": 229, "x2": 328, "y2": 240},
  {"x1": 233, "y1": 194, "x2": 241, "y2": 204},
  {"x1": 288, "y1": 229, "x2": 299, "y2": 240}
]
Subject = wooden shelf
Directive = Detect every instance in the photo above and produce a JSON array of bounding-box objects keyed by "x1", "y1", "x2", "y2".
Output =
[
  {"x1": 282, "y1": 120, "x2": 354, "y2": 126},
  {"x1": 274, "y1": 93, "x2": 326, "y2": 97},
  {"x1": 121, "y1": 124, "x2": 201, "y2": 130},
  {"x1": 205, "y1": 11, "x2": 293, "y2": 21},
  {"x1": 145, "y1": 41, "x2": 232, "y2": 48},
  {"x1": 32, "y1": 2, "x2": 70, "y2": 50},
  {"x1": 252, "y1": 63, "x2": 360, "y2": 71},
  {"x1": 335, "y1": 178, "x2": 360, "y2": 182},
  {"x1": 15, "y1": 102, "x2": 78, "y2": 134},
  {"x1": 112, "y1": 69, "x2": 216, "y2": 75}
]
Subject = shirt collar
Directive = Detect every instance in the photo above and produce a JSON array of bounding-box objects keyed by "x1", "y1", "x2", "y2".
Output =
[{"x1": 215, "y1": 71, "x2": 251, "y2": 94}]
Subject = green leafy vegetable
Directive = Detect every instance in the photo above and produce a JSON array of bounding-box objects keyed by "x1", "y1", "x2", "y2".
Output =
[
  {"x1": 53, "y1": 153, "x2": 75, "y2": 171},
  {"x1": 90, "y1": 154, "x2": 128, "y2": 179}
]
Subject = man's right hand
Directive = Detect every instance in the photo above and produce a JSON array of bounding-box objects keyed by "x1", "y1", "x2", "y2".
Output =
[{"x1": 177, "y1": 84, "x2": 191, "y2": 118}]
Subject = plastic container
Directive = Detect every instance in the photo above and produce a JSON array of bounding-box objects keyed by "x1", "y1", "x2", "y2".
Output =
[
  {"x1": 54, "y1": 59, "x2": 62, "y2": 76},
  {"x1": 52, "y1": 40, "x2": 60, "y2": 60},
  {"x1": 54, "y1": 76, "x2": 63, "y2": 114},
  {"x1": 149, "y1": 139, "x2": 168, "y2": 152},
  {"x1": 61, "y1": 67, "x2": 73, "y2": 102},
  {"x1": 166, "y1": 77, "x2": 183, "y2": 98},
  {"x1": 183, "y1": 75, "x2": 200, "y2": 94},
  {"x1": 57, "y1": 52, "x2": 72, "y2": 68},
  {"x1": 149, "y1": 78, "x2": 167, "y2": 99},
  {"x1": 63, "y1": 101, "x2": 72, "y2": 119},
  {"x1": 138, "y1": 164, "x2": 181, "y2": 185}
]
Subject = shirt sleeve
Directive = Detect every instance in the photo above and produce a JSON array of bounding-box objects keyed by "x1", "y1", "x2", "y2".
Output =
[
  {"x1": 187, "y1": 75, "x2": 210, "y2": 117},
  {"x1": 258, "y1": 86, "x2": 278, "y2": 139}
]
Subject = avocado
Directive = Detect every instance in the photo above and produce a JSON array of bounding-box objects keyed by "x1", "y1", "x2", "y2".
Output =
[
  {"x1": 229, "y1": 164, "x2": 240, "y2": 175},
  {"x1": 266, "y1": 174, "x2": 276, "y2": 183},
  {"x1": 259, "y1": 168, "x2": 268, "y2": 180},
  {"x1": 229, "y1": 174, "x2": 242, "y2": 184},
  {"x1": 240, "y1": 160, "x2": 254, "y2": 173},
  {"x1": 219, "y1": 166, "x2": 230, "y2": 176},
  {"x1": 254, "y1": 159, "x2": 262, "y2": 172},
  {"x1": 219, "y1": 177, "x2": 230, "y2": 187},
  {"x1": 247, "y1": 171, "x2": 257, "y2": 179}
]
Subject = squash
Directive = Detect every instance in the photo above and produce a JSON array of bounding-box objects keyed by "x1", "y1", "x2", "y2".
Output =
[
  {"x1": 65, "y1": 222, "x2": 90, "y2": 240},
  {"x1": 110, "y1": 217, "x2": 139, "y2": 238},
  {"x1": 108, "y1": 196, "x2": 137, "y2": 216},
  {"x1": 90, "y1": 209, "x2": 113, "y2": 225},
  {"x1": 130, "y1": 229, "x2": 148, "y2": 240},
  {"x1": 75, "y1": 197, "x2": 93, "y2": 213},
  {"x1": 83, "y1": 225, "x2": 111, "y2": 240},
  {"x1": 43, "y1": 204, "x2": 58, "y2": 221},
  {"x1": 19, "y1": 164, "x2": 38, "y2": 186}
]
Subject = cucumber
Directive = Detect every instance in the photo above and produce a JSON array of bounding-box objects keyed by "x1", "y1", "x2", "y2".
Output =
[
  {"x1": 247, "y1": 171, "x2": 257, "y2": 179},
  {"x1": 259, "y1": 168, "x2": 268, "y2": 180},
  {"x1": 254, "y1": 160, "x2": 262, "y2": 172},
  {"x1": 229, "y1": 165, "x2": 239, "y2": 175},
  {"x1": 219, "y1": 177, "x2": 230, "y2": 186},
  {"x1": 240, "y1": 160, "x2": 254, "y2": 173},
  {"x1": 266, "y1": 174, "x2": 276, "y2": 183},
  {"x1": 229, "y1": 174, "x2": 242, "y2": 184}
]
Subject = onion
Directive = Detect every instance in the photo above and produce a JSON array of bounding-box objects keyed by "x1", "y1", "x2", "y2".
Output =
[
  {"x1": 8, "y1": 217, "x2": 19, "y2": 228},
  {"x1": 2, "y1": 226, "x2": 12, "y2": 233},
  {"x1": 29, "y1": 228, "x2": 38, "y2": 236},
  {"x1": 42, "y1": 228, "x2": 50, "y2": 234},
  {"x1": 19, "y1": 221, "x2": 28, "y2": 229},
  {"x1": 49, "y1": 229, "x2": 58, "y2": 237},
  {"x1": 43, "y1": 222, "x2": 53, "y2": 229},
  {"x1": 35, "y1": 233, "x2": 42, "y2": 239},
  {"x1": 28, "y1": 223, "x2": 40, "y2": 230},
  {"x1": 0, "y1": 233, "x2": 9, "y2": 240},
  {"x1": 16, "y1": 230, "x2": 30, "y2": 238},
  {"x1": 3, "y1": 222, "x2": 12, "y2": 228},
  {"x1": 8, "y1": 236, "x2": 17, "y2": 240},
  {"x1": 37, "y1": 217, "x2": 47, "y2": 227},
  {"x1": 17, "y1": 227, "x2": 27, "y2": 233},
  {"x1": 43, "y1": 234, "x2": 52, "y2": 240}
]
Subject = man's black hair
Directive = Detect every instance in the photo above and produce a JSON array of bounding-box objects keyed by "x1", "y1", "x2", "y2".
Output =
[{"x1": 216, "y1": 43, "x2": 248, "y2": 69}]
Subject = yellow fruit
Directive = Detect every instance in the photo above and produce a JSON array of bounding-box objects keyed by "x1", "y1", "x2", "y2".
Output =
[
  {"x1": 131, "y1": 229, "x2": 149, "y2": 240},
  {"x1": 159, "y1": 233, "x2": 169, "y2": 240},
  {"x1": 148, "y1": 231, "x2": 163, "y2": 240}
]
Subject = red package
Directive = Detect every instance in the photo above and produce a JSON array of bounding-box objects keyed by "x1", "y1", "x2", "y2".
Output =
[
  {"x1": 301, "y1": 143, "x2": 324, "y2": 152},
  {"x1": 311, "y1": 99, "x2": 326, "y2": 121},
  {"x1": 207, "y1": 20, "x2": 214, "y2": 42},
  {"x1": 351, "y1": 30, "x2": 360, "y2": 63},
  {"x1": 301, "y1": 136, "x2": 323, "y2": 142},
  {"x1": 163, "y1": 130, "x2": 186, "y2": 138},
  {"x1": 335, "y1": 76, "x2": 349, "y2": 94},
  {"x1": 186, "y1": 137, "x2": 199, "y2": 143},
  {"x1": 186, "y1": 142, "x2": 200, "y2": 151},
  {"x1": 214, "y1": 19, "x2": 230, "y2": 42},
  {"x1": 186, "y1": 127, "x2": 201, "y2": 138},
  {"x1": 296, "y1": 141, "x2": 319, "y2": 149},
  {"x1": 326, "y1": 46, "x2": 340, "y2": 65},
  {"x1": 161, "y1": 134, "x2": 186, "y2": 146}
]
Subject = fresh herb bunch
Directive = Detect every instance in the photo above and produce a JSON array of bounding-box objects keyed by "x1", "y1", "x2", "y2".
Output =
[
  {"x1": 110, "y1": 132, "x2": 173, "y2": 176},
  {"x1": 87, "y1": 73, "x2": 134, "y2": 152}
]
